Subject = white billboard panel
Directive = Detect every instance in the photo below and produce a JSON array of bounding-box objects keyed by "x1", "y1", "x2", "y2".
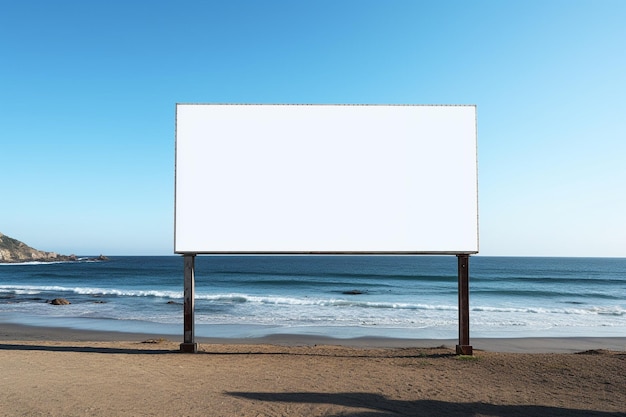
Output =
[{"x1": 175, "y1": 104, "x2": 478, "y2": 254}]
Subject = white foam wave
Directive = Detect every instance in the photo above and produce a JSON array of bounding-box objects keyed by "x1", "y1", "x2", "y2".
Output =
[
  {"x1": 73, "y1": 288, "x2": 183, "y2": 298},
  {"x1": 194, "y1": 293, "x2": 460, "y2": 311},
  {"x1": 3, "y1": 284, "x2": 624, "y2": 318},
  {"x1": 472, "y1": 305, "x2": 625, "y2": 316},
  {"x1": 0, "y1": 284, "x2": 182, "y2": 299}
]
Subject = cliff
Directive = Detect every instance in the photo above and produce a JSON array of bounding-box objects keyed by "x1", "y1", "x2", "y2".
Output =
[{"x1": 0, "y1": 232, "x2": 100, "y2": 263}]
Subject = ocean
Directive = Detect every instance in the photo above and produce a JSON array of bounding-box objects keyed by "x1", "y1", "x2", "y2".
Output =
[{"x1": 1, "y1": 256, "x2": 624, "y2": 340}]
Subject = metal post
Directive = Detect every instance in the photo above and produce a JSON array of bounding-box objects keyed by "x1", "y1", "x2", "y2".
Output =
[
  {"x1": 456, "y1": 254, "x2": 473, "y2": 355},
  {"x1": 180, "y1": 254, "x2": 198, "y2": 353}
]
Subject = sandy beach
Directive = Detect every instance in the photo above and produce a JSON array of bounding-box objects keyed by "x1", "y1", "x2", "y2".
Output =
[{"x1": 1, "y1": 324, "x2": 625, "y2": 417}]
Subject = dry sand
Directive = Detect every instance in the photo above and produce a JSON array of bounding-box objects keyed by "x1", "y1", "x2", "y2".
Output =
[{"x1": 1, "y1": 325, "x2": 625, "y2": 417}]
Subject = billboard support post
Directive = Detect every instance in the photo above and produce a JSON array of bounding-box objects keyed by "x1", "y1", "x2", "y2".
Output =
[
  {"x1": 456, "y1": 254, "x2": 472, "y2": 355},
  {"x1": 180, "y1": 254, "x2": 198, "y2": 353}
]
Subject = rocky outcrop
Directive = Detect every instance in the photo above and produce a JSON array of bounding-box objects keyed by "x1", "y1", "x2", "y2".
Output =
[{"x1": 0, "y1": 232, "x2": 106, "y2": 263}]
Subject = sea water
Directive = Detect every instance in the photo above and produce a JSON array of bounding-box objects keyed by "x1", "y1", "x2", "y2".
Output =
[{"x1": 1, "y1": 256, "x2": 624, "y2": 339}]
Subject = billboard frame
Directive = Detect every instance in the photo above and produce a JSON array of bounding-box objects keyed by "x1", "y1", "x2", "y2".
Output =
[
  {"x1": 175, "y1": 103, "x2": 478, "y2": 255},
  {"x1": 175, "y1": 103, "x2": 477, "y2": 355}
]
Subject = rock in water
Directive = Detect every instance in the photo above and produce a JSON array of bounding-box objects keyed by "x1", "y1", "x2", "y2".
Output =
[
  {"x1": 342, "y1": 290, "x2": 365, "y2": 295},
  {"x1": 50, "y1": 298, "x2": 71, "y2": 305}
]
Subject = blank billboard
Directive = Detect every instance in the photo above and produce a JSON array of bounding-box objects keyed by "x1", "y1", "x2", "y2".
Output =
[{"x1": 175, "y1": 104, "x2": 478, "y2": 254}]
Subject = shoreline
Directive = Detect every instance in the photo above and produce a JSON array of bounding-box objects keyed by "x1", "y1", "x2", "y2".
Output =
[{"x1": 2, "y1": 322, "x2": 625, "y2": 353}]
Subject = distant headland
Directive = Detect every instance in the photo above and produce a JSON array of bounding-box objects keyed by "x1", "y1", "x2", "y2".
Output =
[{"x1": 0, "y1": 232, "x2": 108, "y2": 263}]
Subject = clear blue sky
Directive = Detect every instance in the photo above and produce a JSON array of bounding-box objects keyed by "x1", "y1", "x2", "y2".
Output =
[{"x1": 2, "y1": 0, "x2": 624, "y2": 257}]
